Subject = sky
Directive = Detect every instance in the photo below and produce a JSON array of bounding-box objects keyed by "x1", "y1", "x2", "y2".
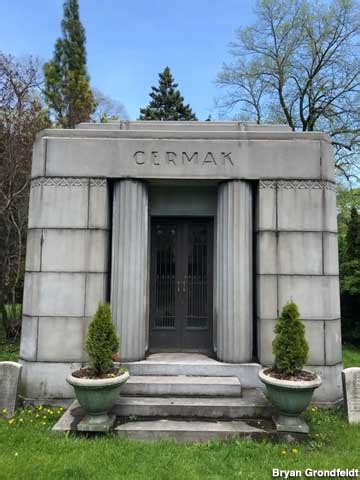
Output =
[{"x1": 1, "y1": 0, "x2": 257, "y2": 120}]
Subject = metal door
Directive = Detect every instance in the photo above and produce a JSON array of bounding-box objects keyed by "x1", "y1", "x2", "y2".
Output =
[{"x1": 149, "y1": 218, "x2": 213, "y2": 352}]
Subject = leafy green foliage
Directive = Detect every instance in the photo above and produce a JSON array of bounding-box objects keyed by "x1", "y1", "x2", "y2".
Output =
[
  {"x1": 337, "y1": 190, "x2": 360, "y2": 344},
  {"x1": 84, "y1": 303, "x2": 119, "y2": 375},
  {"x1": 44, "y1": 0, "x2": 95, "y2": 128},
  {"x1": 340, "y1": 259, "x2": 360, "y2": 296},
  {"x1": 272, "y1": 301, "x2": 309, "y2": 375},
  {"x1": 346, "y1": 206, "x2": 360, "y2": 260},
  {"x1": 0, "y1": 318, "x2": 19, "y2": 362},
  {"x1": 139, "y1": 66, "x2": 197, "y2": 120},
  {"x1": 0, "y1": 305, "x2": 22, "y2": 342}
]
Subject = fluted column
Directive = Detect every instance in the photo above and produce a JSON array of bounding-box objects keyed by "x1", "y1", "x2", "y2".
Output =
[
  {"x1": 111, "y1": 180, "x2": 148, "y2": 361},
  {"x1": 216, "y1": 180, "x2": 253, "y2": 363}
]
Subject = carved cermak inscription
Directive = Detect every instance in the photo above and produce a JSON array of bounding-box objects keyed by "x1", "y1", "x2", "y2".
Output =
[{"x1": 133, "y1": 151, "x2": 233, "y2": 166}]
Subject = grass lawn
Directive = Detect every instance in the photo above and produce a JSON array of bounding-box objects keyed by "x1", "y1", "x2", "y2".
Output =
[
  {"x1": 343, "y1": 343, "x2": 360, "y2": 368},
  {"x1": 0, "y1": 408, "x2": 359, "y2": 479},
  {"x1": 0, "y1": 329, "x2": 359, "y2": 479}
]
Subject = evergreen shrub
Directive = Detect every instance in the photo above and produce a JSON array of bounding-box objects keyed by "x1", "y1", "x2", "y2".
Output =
[
  {"x1": 272, "y1": 301, "x2": 309, "y2": 376},
  {"x1": 84, "y1": 303, "x2": 119, "y2": 375}
]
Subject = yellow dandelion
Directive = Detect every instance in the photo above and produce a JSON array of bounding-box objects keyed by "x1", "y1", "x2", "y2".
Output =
[
  {"x1": 2, "y1": 408, "x2": 7, "y2": 414},
  {"x1": 19, "y1": 418, "x2": 24, "y2": 423},
  {"x1": 42, "y1": 422, "x2": 46, "y2": 425},
  {"x1": 14, "y1": 452, "x2": 18, "y2": 457},
  {"x1": 311, "y1": 407, "x2": 316, "y2": 412},
  {"x1": 35, "y1": 414, "x2": 39, "y2": 418},
  {"x1": 8, "y1": 419, "x2": 14, "y2": 425},
  {"x1": 38, "y1": 406, "x2": 43, "y2": 411},
  {"x1": 281, "y1": 450, "x2": 287, "y2": 455},
  {"x1": 315, "y1": 433, "x2": 320, "y2": 437},
  {"x1": 292, "y1": 448, "x2": 299, "y2": 454},
  {"x1": 42, "y1": 416, "x2": 47, "y2": 420}
]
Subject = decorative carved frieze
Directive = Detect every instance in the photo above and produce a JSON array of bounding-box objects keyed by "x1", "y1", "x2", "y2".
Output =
[
  {"x1": 259, "y1": 180, "x2": 277, "y2": 189},
  {"x1": 31, "y1": 177, "x2": 107, "y2": 188},
  {"x1": 260, "y1": 180, "x2": 336, "y2": 192},
  {"x1": 89, "y1": 178, "x2": 107, "y2": 187}
]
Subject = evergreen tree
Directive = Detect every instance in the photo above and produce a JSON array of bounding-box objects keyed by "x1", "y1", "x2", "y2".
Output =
[
  {"x1": 338, "y1": 191, "x2": 360, "y2": 343},
  {"x1": 85, "y1": 303, "x2": 119, "y2": 375},
  {"x1": 341, "y1": 205, "x2": 360, "y2": 299},
  {"x1": 346, "y1": 206, "x2": 360, "y2": 260},
  {"x1": 139, "y1": 67, "x2": 197, "y2": 121},
  {"x1": 44, "y1": 0, "x2": 95, "y2": 128},
  {"x1": 272, "y1": 302, "x2": 309, "y2": 376}
]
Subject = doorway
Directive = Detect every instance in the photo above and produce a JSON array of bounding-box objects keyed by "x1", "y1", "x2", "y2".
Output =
[{"x1": 149, "y1": 217, "x2": 213, "y2": 352}]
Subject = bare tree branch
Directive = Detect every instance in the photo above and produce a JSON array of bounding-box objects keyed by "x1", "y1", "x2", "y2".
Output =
[
  {"x1": 0, "y1": 52, "x2": 50, "y2": 338},
  {"x1": 216, "y1": 0, "x2": 360, "y2": 182}
]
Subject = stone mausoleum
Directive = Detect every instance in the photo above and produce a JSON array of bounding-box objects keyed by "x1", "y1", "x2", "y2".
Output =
[{"x1": 19, "y1": 121, "x2": 342, "y2": 404}]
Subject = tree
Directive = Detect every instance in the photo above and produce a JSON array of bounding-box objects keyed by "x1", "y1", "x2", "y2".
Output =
[
  {"x1": 139, "y1": 67, "x2": 197, "y2": 120},
  {"x1": 91, "y1": 89, "x2": 128, "y2": 123},
  {"x1": 337, "y1": 189, "x2": 360, "y2": 343},
  {"x1": 44, "y1": 0, "x2": 95, "y2": 128},
  {"x1": 346, "y1": 206, "x2": 360, "y2": 259},
  {"x1": 85, "y1": 303, "x2": 119, "y2": 375},
  {"x1": 217, "y1": 0, "x2": 360, "y2": 182},
  {"x1": 272, "y1": 301, "x2": 309, "y2": 375},
  {"x1": 341, "y1": 204, "x2": 360, "y2": 297},
  {"x1": 0, "y1": 52, "x2": 50, "y2": 338}
]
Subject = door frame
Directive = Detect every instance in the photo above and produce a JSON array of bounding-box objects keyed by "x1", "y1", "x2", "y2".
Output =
[{"x1": 148, "y1": 216, "x2": 214, "y2": 354}]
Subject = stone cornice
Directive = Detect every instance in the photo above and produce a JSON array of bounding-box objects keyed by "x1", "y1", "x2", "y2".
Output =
[{"x1": 35, "y1": 127, "x2": 332, "y2": 143}]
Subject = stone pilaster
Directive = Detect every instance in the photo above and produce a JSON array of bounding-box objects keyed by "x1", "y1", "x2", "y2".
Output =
[
  {"x1": 111, "y1": 179, "x2": 149, "y2": 361},
  {"x1": 216, "y1": 180, "x2": 253, "y2": 363}
]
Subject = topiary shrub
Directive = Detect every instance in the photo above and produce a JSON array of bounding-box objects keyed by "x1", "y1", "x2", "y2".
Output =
[
  {"x1": 272, "y1": 301, "x2": 309, "y2": 376},
  {"x1": 84, "y1": 303, "x2": 119, "y2": 375}
]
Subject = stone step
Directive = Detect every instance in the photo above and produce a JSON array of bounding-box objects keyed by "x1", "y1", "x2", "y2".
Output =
[
  {"x1": 115, "y1": 419, "x2": 270, "y2": 442},
  {"x1": 114, "y1": 389, "x2": 272, "y2": 419},
  {"x1": 121, "y1": 375, "x2": 242, "y2": 397},
  {"x1": 119, "y1": 354, "x2": 262, "y2": 389}
]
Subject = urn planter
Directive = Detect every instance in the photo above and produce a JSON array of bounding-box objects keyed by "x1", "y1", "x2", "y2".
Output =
[
  {"x1": 258, "y1": 368, "x2": 322, "y2": 433},
  {"x1": 66, "y1": 370, "x2": 129, "y2": 431}
]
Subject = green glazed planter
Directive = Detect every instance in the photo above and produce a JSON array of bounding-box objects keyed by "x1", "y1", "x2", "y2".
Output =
[
  {"x1": 258, "y1": 368, "x2": 322, "y2": 433},
  {"x1": 67, "y1": 370, "x2": 129, "y2": 430}
]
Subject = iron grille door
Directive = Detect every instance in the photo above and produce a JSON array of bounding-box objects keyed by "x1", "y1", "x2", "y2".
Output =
[
  {"x1": 182, "y1": 221, "x2": 213, "y2": 350},
  {"x1": 149, "y1": 220, "x2": 180, "y2": 349},
  {"x1": 149, "y1": 218, "x2": 213, "y2": 352}
]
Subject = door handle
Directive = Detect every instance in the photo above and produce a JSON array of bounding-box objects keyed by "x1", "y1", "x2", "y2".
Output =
[{"x1": 177, "y1": 279, "x2": 186, "y2": 293}]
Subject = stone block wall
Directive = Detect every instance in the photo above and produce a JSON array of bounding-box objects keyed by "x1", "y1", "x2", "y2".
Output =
[
  {"x1": 256, "y1": 180, "x2": 342, "y2": 402},
  {"x1": 19, "y1": 177, "x2": 110, "y2": 399}
]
